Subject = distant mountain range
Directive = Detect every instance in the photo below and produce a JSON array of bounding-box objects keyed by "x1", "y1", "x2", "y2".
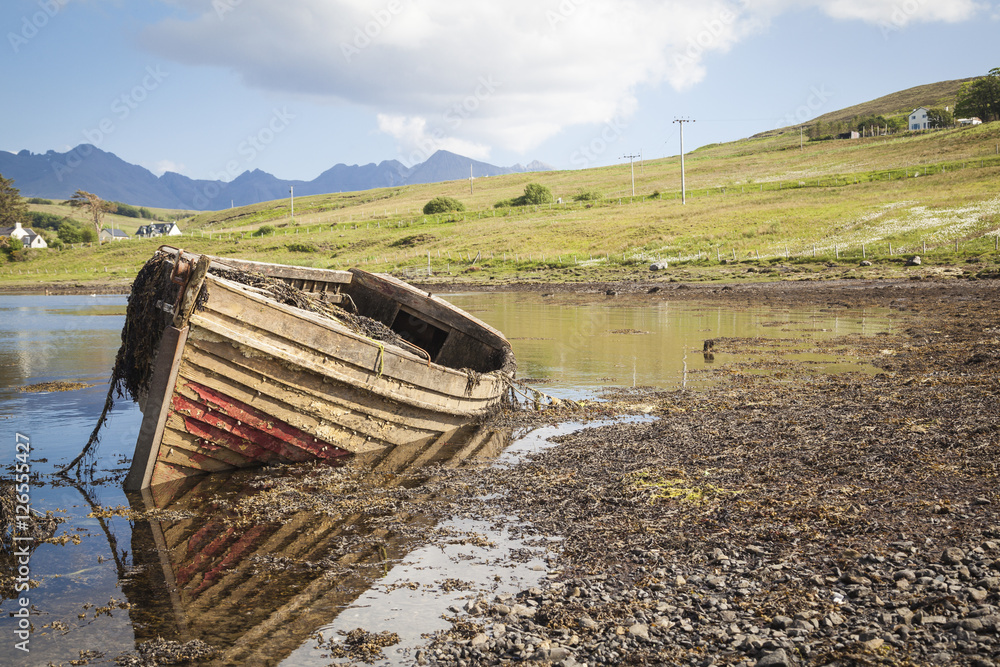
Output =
[{"x1": 0, "y1": 145, "x2": 553, "y2": 211}]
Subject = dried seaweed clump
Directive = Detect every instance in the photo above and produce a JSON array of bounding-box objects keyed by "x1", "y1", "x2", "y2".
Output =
[
  {"x1": 115, "y1": 638, "x2": 218, "y2": 666},
  {"x1": 115, "y1": 252, "x2": 180, "y2": 402},
  {"x1": 315, "y1": 628, "x2": 400, "y2": 664},
  {"x1": 60, "y1": 253, "x2": 178, "y2": 475},
  {"x1": 211, "y1": 266, "x2": 409, "y2": 349}
]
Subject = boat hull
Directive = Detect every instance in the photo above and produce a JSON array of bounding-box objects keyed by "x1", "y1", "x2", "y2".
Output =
[{"x1": 125, "y1": 252, "x2": 513, "y2": 490}]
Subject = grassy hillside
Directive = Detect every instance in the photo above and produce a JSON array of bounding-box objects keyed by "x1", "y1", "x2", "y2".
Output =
[
  {"x1": 3, "y1": 120, "x2": 999, "y2": 289},
  {"x1": 789, "y1": 78, "x2": 974, "y2": 130}
]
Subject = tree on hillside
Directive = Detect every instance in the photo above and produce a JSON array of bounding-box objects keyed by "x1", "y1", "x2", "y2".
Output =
[
  {"x1": 67, "y1": 190, "x2": 117, "y2": 244},
  {"x1": 955, "y1": 68, "x2": 1000, "y2": 121},
  {"x1": 927, "y1": 107, "x2": 954, "y2": 128},
  {"x1": 521, "y1": 183, "x2": 553, "y2": 205},
  {"x1": 0, "y1": 174, "x2": 28, "y2": 227}
]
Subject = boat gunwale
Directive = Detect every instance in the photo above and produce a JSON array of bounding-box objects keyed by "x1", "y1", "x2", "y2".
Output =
[{"x1": 200, "y1": 272, "x2": 511, "y2": 393}]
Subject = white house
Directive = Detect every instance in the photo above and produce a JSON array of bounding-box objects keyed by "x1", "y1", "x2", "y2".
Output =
[
  {"x1": 0, "y1": 221, "x2": 48, "y2": 249},
  {"x1": 135, "y1": 222, "x2": 182, "y2": 238},
  {"x1": 100, "y1": 228, "x2": 130, "y2": 243},
  {"x1": 908, "y1": 107, "x2": 930, "y2": 131}
]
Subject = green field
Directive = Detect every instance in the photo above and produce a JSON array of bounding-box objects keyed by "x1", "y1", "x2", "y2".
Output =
[{"x1": 3, "y1": 121, "x2": 1000, "y2": 289}]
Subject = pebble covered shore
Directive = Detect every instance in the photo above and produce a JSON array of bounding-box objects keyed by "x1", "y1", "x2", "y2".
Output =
[{"x1": 415, "y1": 278, "x2": 1000, "y2": 667}]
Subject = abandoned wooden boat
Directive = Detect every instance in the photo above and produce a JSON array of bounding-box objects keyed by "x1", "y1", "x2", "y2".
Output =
[{"x1": 122, "y1": 246, "x2": 516, "y2": 491}]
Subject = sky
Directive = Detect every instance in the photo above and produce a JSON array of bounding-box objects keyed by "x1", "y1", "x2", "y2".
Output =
[{"x1": 1, "y1": 0, "x2": 998, "y2": 183}]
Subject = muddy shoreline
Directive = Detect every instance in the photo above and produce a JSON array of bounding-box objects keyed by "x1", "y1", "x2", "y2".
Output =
[
  {"x1": 415, "y1": 278, "x2": 1000, "y2": 666},
  {"x1": 15, "y1": 276, "x2": 999, "y2": 666}
]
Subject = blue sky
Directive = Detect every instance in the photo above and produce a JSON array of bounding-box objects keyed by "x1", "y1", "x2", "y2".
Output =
[{"x1": 2, "y1": 0, "x2": 997, "y2": 182}]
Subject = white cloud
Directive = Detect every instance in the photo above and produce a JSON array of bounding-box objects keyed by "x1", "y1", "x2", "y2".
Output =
[
  {"x1": 146, "y1": 159, "x2": 186, "y2": 176},
  {"x1": 139, "y1": 0, "x2": 983, "y2": 158},
  {"x1": 376, "y1": 114, "x2": 493, "y2": 165}
]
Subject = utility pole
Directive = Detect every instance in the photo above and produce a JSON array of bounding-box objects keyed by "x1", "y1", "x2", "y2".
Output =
[
  {"x1": 673, "y1": 118, "x2": 695, "y2": 204},
  {"x1": 290, "y1": 186, "x2": 294, "y2": 219},
  {"x1": 621, "y1": 153, "x2": 639, "y2": 197}
]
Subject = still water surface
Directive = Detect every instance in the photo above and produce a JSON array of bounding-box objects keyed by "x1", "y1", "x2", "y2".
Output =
[{"x1": 0, "y1": 293, "x2": 894, "y2": 665}]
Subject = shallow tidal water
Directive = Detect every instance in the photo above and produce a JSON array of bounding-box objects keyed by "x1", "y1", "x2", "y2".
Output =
[{"x1": 0, "y1": 292, "x2": 895, "y2": 666}]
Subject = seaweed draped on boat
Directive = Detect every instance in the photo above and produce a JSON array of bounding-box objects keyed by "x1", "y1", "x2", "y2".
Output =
[{"x1": 68, "y1": 247, "x2": 519, "y2": 491}]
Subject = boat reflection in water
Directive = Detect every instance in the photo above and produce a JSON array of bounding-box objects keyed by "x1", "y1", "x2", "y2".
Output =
[{"x1": 122, "y1": 422, "x2": 512, "y2": 665}]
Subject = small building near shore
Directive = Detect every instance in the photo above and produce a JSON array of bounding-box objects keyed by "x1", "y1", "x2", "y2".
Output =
[
  {"x1": 100, "y1": 228, "x2": 130, "y2": 243},
  {"x1": 908, "y1": 107, "x2": 930, "y2": 131},
  {"x1": 135, "y1": 222, "x2": 182, "y2": 238},
  {"x1": 0, "y1": 221, "x2": 48, "y2": 248}
]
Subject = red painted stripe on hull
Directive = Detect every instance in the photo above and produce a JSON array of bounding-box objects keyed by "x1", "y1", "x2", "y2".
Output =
[{"x1": 170, "y1": 381, "x2": 350, "y2": 465}]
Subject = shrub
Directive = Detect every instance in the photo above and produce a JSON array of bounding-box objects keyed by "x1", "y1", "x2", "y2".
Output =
[
  {"x1": 423, "y1": 196, "x2": 465, "y2": 215},
  {"x1": 573, "y1": 190, "x2": 603, "y2": 202},
  {"x1": 54, "y1": 219, "x2": 96, "y2": 244},
  {"x1": 253, "y1": 225, "x2": 275, "y2": 237},
  {"x1": 287, "y1": 242, "x2": 317, "y2": 253},
  {"x1": 493, "y1": 183, "x2": 554, "y2": 208},
  {"x1": 27, "y1": 197, "x2": 52, "y2": 205}
]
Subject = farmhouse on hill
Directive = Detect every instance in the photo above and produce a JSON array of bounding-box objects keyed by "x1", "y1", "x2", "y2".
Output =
[
  {"x1": 135, "y1": 222, "x2": 182, "y2": 238},
  {"x1": 99, "y1": 228, "x2": 130, "y2": 243},
  {"x1": 0, "y1": 221, "x2": 48, "y2": 249},
  {"x1": 908, "y1": 107, "x2": 930, "y2": 131}
]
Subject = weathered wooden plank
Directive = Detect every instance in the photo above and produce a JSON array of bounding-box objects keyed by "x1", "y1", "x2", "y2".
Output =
[
  {"x1": 163, "y1": 248, "x2": 353, "y2": 287},
  {"x1": 200, "y1": 275, "x2": 502, "y2": 402},
  {"x1": 162, "y1": 416, "x2": 269, "y2": 468},
  {"x1": 189, "y1": 304, "x2": 500, "y2": 418},
  {"x1": 175, "y1": 381, "x2": 348, "y2": 462},
  {"x1": 150, "y1": 459, "x2": 205, "y2": 490},
  {"x1": 348, "y1": 269, "x2": 510, "y2": 349},
  {"x1": 175, "y1": 363, "x2": 392, "y2": 455},
  {"x1": 155, "y1": 437, "x2": 234, "y2": 474},
  {"x1": 126, "y1": 326, "x2": 189, "y2": 492},
  {"x1": 182, "y1": 335, "x2": 466, "y2": 436}
]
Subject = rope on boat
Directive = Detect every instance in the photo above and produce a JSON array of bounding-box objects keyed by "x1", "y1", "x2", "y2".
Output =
[
  {"x1": 500, "y1": 375, "x2": 582, "y2": 412},
  {"x1": 374, "y1": 342, "x2": 385, "y2": 378}
]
